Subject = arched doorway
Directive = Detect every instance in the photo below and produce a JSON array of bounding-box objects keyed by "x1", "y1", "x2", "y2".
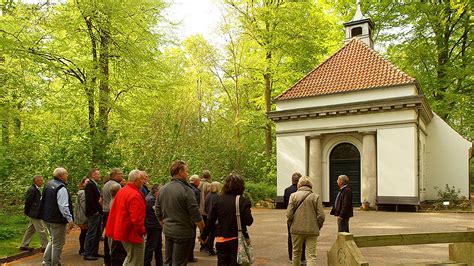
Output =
[{"x1": 329, "y1": 143, "x2": 361, "y2": 206}]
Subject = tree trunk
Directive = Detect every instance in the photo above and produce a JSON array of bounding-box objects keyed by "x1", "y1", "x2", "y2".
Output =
[
  {"x1": 97, "y1": 22, "x2": 110, "y2": 166},
  {"x1": 1, "y1": 104, "x2": 8, "y2": 145},
  {"x1": 263, "y1": 50, "x2": 273, "y2": 155},
  {"x1": 85, "y1": 15, "x2": 99, "y2": 166}
]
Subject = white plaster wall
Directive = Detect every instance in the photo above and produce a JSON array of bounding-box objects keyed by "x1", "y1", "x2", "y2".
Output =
[
  {"x1": 419, "y1": 132, "x2": 427, "y2": 201},
  {"x1": 276, "y1": 110, "x2": 416, "y2": 133},
  {"x1": 276, "y1": 85, "x2": 417, "y2": 111},
  {"x1": 425, "y1": 113, "x2": 471, "y2": 199},
  {"x1": 377, "y1": 127, "x2": 418, "y2": 196},
  {"x1": 276, "y1": 135, "x2": 307, "y2": 196}
]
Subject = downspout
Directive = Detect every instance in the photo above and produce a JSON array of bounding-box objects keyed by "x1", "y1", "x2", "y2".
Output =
[{"x1": 416, "y1": 108, "x2": 421, "y2": 202}]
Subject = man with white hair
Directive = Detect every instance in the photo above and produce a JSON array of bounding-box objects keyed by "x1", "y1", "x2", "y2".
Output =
[
  {"x1": 188, "y1": 174, "x2": 201, "y2": 262},
  {"x1": 330, "y1": 175, "x2": 353, "y2": 233},
  {"x1": 37, "y1": 167, "x2": 75, "y2": 266},
  {"x1": 106, "y1": 170, "x2": 146, "y2": 266}
]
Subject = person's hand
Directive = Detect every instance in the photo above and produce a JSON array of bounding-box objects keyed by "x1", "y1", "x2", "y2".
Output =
[
  {"x1": 199, "y1": 235, "x2": 207, "y2": 243},
  {"x1": 337, "y1": 216, "x2": 343, "y2": 221},
  {"x1": 67, "y1": 222, "x2": 75, "y2": 233}
]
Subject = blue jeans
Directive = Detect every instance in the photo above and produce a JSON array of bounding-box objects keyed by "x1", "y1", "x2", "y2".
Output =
[{"x1": 84, "y1": 213, "x2": 102, "y2": 257}]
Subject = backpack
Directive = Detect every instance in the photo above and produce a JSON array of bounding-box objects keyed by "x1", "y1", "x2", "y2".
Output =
[{"x1": 74, "y1": 190, "x2": 87, "y2": 225}]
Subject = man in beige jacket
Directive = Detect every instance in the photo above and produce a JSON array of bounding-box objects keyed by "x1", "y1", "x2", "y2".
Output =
[{"x1": 286, "y1": 176, "x2": 325, "y2": 266}]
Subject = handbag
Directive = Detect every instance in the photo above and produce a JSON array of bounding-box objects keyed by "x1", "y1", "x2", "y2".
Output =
[
  {"x1": 287, "y1": 191, "x2": 312, "y2": 228},
  {"x1": 235, "y1": 195, "x2": 254, "y2": 265}
]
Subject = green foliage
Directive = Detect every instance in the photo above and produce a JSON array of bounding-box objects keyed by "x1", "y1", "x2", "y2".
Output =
[
  {"x1": 434, "y1": 184, "x2": 461, "y2": 203},
  {"x1": 0, "y1": 228, "x2": 16, "y2": 241},
  {"x1": 0, "y1": 0, "x2": 471, "y2": 213},
  {"x1": 244, "y1": 181, "x2": 276, "y2": 205},
  {"x1": 0, "y1": 213, "x2": 41, "y2": 257}
]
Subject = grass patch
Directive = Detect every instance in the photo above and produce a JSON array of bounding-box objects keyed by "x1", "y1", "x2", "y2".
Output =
[{"x1": 0, "y1": 213, "x2": 42, "y2": 258}]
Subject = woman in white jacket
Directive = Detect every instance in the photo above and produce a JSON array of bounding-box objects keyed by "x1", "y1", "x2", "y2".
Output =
[{"x1": 286, "y1": 176, "x2": 325, "y2": 266}]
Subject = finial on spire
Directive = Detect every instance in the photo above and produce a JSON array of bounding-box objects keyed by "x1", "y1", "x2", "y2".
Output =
[{"x1": 351, "y1": 0, "x2": 366, "y2": 22}]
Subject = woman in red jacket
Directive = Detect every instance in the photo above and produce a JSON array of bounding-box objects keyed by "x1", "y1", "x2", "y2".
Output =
[{"x1": 106, "y1": 170, "x2": 146, "y2": 266}]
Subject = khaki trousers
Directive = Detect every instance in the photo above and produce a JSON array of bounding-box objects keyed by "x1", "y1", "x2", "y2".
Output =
[
  {"x1": 122, "y1": 241, "x2": 145, "y2": 266},
  {"x1": 21, "y1": 218, "x2": 48, "y2": 248},
  {"x1": 291, "y1": 234, "x2": 318, "y2": 266}
]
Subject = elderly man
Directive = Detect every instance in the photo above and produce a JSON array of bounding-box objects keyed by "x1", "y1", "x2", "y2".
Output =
[
  {"x1": 106, "y1": 170, "x2": 146, "y2": 266},
  {"x1": 84, "y1": 168, "x2": 103, "y2": 261},
  {"x1": 198, "y1": 170, "x2": 212, "y2": 252},
  {"x1": 156, "y1": 160, "x2": 204, "y2": 265},
  {"x1": 144, "y1": 184, "x2": 163, "y2": 266},
  {"x1": 101, "y1": 168, "x2": 123, "y2": 265},
  {"x1": 20, "y1": 175, "x2": 48, "y2": 252},
  {"x1": 330, "y1": 175, "x2": 353, "y2": 232},
  {"x1": 188, "y1": 174, "x2": 201, "y2": 262},
  {"x1": 37, "y1": 168, "x2": 75, "y2": 266}
]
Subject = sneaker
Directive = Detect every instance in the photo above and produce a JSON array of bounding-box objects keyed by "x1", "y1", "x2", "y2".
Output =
[
  {"x1": 19, "y1": 246, "x2": 33, "y2": 251},
  {"x1": 208, "y1": 250, "x2": 216, "y2": 256}
]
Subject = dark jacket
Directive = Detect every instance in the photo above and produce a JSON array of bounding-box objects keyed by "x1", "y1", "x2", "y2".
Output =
[
  {"x1": 204, "y1": 192, "x2": 218, "y2": 216},
  {"x1": 190, "y1": 183, "x2": 201, "y2": 206},
  {"x1": 283, "y1": 184, "x2": 298, "y2": 209},
  {"x1": 145, "y1": 193, "x2": 161, "y2": 229},
  {"x1": 37, "y1": 177, "x2": 72, "y2": 224},
  {"x1": 24, "y1": 184, "x2": 42, "y2": 218},
  {"x1": 330, "y1": 185, "x2": 353, "y2": 218},
  {"x1": 156, "y1": 177, "x2": 202, "y2": 238},
  {"x1": 85, "y1": 179, "x2": 102, "y2": 217},
  {"x1": 202, "y1": 194, "x2": 253, "y2": 240}
]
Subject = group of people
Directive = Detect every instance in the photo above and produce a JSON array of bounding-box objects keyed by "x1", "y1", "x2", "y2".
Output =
[
  {"x1": 284, "y1": 173, "x2": 353, "y2": 266},
  {"x1": 19, "y1": 160, "x2": 254, "y2": 266}
]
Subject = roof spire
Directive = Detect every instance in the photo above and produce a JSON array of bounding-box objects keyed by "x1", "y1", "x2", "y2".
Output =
[
  {"x1": 343, "y1": 0, "x2": 374, "y2": 48},
  {"x1": 351, "y1": 0, "x2": 366, "y2": 21}
]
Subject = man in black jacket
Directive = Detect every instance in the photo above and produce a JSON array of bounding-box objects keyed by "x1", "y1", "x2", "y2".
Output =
[
  {"x1": 283, "y1": 172, "x2": 305, "y2": 262},
  {"x1": 83, "y1": 168, "x2": 103, "y2": 261},
  {"x1": 144, "y1": 184, "x2": 163, "y2": 266},
  {"x1": 20, "y1": 175, "x2": 48, "y2": 252},
  {"x1": 330, "y1": 175, "x2": 353, "y2": 232}
]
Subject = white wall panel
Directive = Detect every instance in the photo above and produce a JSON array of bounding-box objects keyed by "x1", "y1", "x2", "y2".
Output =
[
  {"x1": 377, "y1": 127, "x2": 417, "y2": 196},
  {"x1": 276, "y1": 135, "x2": 307, "y2": 196}
]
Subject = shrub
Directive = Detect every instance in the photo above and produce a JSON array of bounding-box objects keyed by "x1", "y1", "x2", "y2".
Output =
[
  {"x1": 434, "y1": 184, "x2": 461, "y2": 203},
  {"x1": 0, "y1": 228, "x2": 16, "y2": 240},
  {"x1": 244, "y1": 181, "x2": 276, "y2": 206}
]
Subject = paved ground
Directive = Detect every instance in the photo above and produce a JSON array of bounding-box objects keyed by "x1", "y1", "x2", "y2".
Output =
[{"x1": 5, "y1": 208, "x2": 474, "y2": 265}]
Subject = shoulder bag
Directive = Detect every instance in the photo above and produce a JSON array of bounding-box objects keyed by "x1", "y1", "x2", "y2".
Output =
[{"x1": 236, "y1": 195, "x2": 254, "y2": 265}]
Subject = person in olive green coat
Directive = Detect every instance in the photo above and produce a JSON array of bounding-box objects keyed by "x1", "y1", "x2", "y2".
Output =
[{"x1": 286, "y1": 176, "x2": 325, "y2": 266}]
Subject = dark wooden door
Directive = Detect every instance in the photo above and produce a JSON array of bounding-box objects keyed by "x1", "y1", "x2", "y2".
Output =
[{"x1": 329, "y1": 143, "x2": 361, "y2": 207}]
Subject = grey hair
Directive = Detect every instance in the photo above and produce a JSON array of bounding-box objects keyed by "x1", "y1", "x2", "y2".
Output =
[
  {"x1": 338, "y1": 175, "x2": 350, "y2": 185},
  {"x1": 189, "y1": 174, "x2": 200, "y2": 182},
  {"x1": 297, "y1": 176, "x2": 312, "y2": 189},
  {"x1": 53, "y1": 168, "x2": 68, "y2": 178},
  {"x1": 210, "y1": 181, "x2": 221, "y2": 193},
  {"x1": 128, "y1": 169, "x2": 142, "y2": 182}
]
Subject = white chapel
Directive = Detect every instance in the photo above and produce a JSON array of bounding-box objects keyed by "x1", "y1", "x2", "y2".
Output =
[{"x1": 269, "y1": 4, "x2": 472, "y2": 209}]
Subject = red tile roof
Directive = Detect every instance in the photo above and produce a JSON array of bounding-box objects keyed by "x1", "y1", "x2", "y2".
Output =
[{"x1": 276, "y1": 38, "x2": 417, "y2": 101}]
